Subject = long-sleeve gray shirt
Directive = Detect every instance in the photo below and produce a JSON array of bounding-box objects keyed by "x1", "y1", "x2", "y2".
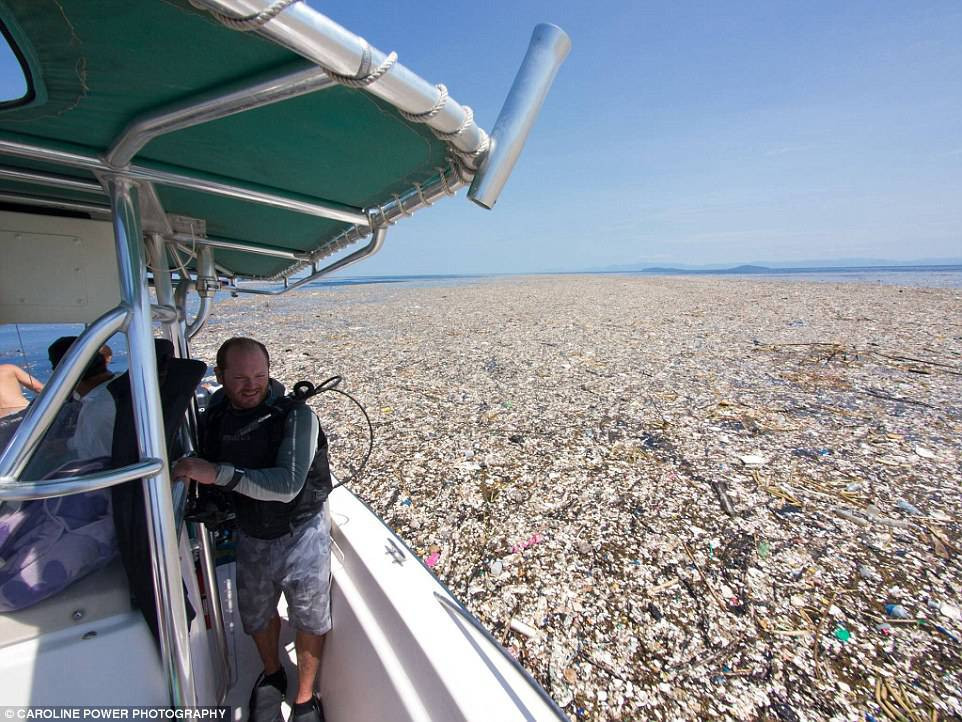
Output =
[{"x1": 211, "y1": 401, "x2": 319, "y2": 503}]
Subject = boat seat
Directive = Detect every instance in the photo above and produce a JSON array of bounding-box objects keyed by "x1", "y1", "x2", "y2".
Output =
[
  {"x1": 0, "y1": 557, "x2": 132, "y2": 649},
  {"x1": 0, "y1": 555, "x2": 168, "y2": 706}
]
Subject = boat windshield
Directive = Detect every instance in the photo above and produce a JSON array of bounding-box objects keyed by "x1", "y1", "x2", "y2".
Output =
[{"x1": 0, "y1": 26, "x2": 28, "y2": 104}]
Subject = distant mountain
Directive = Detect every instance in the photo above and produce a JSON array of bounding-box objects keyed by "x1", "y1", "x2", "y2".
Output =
[{"x1": 593, "y1": 256, "x2": 962, "y2": 273}]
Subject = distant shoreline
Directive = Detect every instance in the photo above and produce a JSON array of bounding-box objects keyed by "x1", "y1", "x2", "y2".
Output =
[{"x1": 311, "y1": 264, "x2": 962, "y2": 290}]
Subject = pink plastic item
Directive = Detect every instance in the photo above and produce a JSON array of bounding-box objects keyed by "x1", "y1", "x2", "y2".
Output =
[{"x1": 511, "y1": 532, "x2": 544, "y2": 554}]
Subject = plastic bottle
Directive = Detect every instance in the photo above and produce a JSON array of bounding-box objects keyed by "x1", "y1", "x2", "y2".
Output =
[{"x1": 884, "y1": 603, "x2": 910, "y2": 619}]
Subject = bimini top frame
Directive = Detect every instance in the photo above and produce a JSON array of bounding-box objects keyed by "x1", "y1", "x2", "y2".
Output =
[{"x1": 0, "y1": 0, "x2": 568, "y2": 286}]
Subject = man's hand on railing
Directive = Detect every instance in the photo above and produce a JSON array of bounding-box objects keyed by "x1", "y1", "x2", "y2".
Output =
[{"x1": 172, "y1": 456, "x2": 217, "y2": 485}]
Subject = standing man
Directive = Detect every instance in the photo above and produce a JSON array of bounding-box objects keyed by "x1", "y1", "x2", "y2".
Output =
[{"x1": 174, "y1": 337, "x2": 332, "y2": 722}]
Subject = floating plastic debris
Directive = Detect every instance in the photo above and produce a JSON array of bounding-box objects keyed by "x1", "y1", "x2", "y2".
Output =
[
  {"x1": 885, "y1": 604, "x2": 911, "y2": 619},
  {"x1": 509, "y1": 618, "x2": 540, "y2": 639},
  {"x1": 190, "y1": 274, "x2": 962, "y2": 721},
  {"x1": 939, "y1": 602, "x2": 961, "y2": 621},
  {"x1": 896, "y1": 499, "x2": 923, "y2": 516},
  {"x1": 511, "y1": 532, "x2": 544, "y2": 554},
  {"x1": 738, "y1": 453, "x2": 769, "y2": 466}
]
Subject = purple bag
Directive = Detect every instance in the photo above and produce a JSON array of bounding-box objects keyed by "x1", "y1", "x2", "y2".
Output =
[{"x1": 0, "y1": 458, "x2": 118, "y2": 612}]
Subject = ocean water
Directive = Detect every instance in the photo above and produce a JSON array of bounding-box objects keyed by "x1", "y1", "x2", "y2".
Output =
[
  {"x1": 0, "y1": 324, "x2": 128, "y2": 388},
  {"x1": 622, "y1": 264, "x2": 962, "y2": 288}
]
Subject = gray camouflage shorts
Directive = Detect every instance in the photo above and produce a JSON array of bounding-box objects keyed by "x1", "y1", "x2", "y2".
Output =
[{"x1": 236, "y1": 503, "x2": 332, "y2": 636}]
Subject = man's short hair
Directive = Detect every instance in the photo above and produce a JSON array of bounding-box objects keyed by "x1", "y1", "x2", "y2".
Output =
[
  {"x1": 216, "y1": 337, "x2": 270, "y2": 371},
  {"x1": 48, "y1": 336, "x2": 108, "y2": 380}
]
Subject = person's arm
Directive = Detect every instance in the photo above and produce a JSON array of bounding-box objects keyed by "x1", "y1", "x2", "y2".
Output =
[
  {"x1": 175, "y1": 404, "x2": 319, "y2": 502},
  {"x1": 14, "y1": 366, "x2": 43, "y2": 394}
]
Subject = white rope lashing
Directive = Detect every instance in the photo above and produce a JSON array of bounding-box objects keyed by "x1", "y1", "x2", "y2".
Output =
[
  {"x1": 197, "y1": 2, "x2": 489, "y2": 168},
  {"x1": 326, "y1": 48, "x2": 399, "y2": 89},
  {"x1": 196, "y1": 0, "x2": 303, "y2": 31}
]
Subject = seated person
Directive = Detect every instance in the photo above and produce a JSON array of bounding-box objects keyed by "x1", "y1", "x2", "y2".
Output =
[
  {"x1": 0, "y1": 363, "x2": 43, "y2": 418},
  {"x1": 0, "y1": 341, "x2": 118, "y2": 613},
  {"x1": 6, "y1": 339, "x2": 118, "y2": 479}
]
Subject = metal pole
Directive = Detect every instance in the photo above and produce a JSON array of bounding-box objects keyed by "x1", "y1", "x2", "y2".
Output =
[
  {"x1": 0, "y1": 165, "x2": 105, "y2": 195},
  {"x1": 105, "y1": 175, "x2": 196, "y2": 706},
  {"x1": 126, "y1": 165, "x2": 368, "y2": 226},
  {"x1": 195, "y1": 524, "x2": 231, "y2": 702},
  {"x1": 230, "y1": 226, "x2": 387, "y2": 296},
  {"x1": 0, "y1": 139, "x2": 369, "y2": 227},
  {"x1": 167, "y1": 233, "x2": 311, "y2": 261},
  {"x1": 0, "y1": 459, "x2": 165, "y2": 501},
  {"x1": 148, "y1": 234, "x2": 181, "y2": 347},
  {"x1": 185, "y1": 246, "x2": 217, "y2": 340},
  {"x1": 190, "y1": 0, "x2": 488, "y2": 160},
  {"x1": 468, "y1": 24, "x2": 570, "y2": 209},
  {"x1": 108, "y1": 65, "x2": 335, "y2": 168},
  {"x1": 0, "y1": 192, "x2": 111, "y2": 217},
  {"x1": 150, "y1": 241, "x2": 229, "y2": 703}
]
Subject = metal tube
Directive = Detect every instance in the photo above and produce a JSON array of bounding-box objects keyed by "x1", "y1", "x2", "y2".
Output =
[
  {"x1": 151, "y1": 304, "x2": 179, "y2": 323},
  {"x1": 108, "y1": 66, "x2": 335, "y2": 168},
  {"x1": 185, "y1": 246, "x2": 216, "y2": 339},
  {"x1": 148, "y1": 234, "x2": 183, "y2": 345},
  {"x1": 232, "y1": 226, "x2": 387, "y2": 295},
  {"x1": 0, "y1": 459, "x2": 165, "y2": 501},
  {"x1": 173, "y1": 278, "x2": 195, "y2": 317},
  {"x1": 149, "y1": 234, "x2": 201, "y2": 504},
  {"x1": 191, "y1": 1, "x2": 488, "y2": 160},
  {"x1": 468, "y1": 24, "x2": 570, "y2": 209},
  {"x1": 0, "y1": 192, "x2": 111, "y2": 217},
  {"x1": 0, "y1": 137, "x2": 104, "y2": 171},
  {"x1": 0, "y1": 306, "x2": 129, "y2": 480},
  {"x1": 168, "y1": 233, "x2": 309, "y2": 261},
  {"x1": 105, "y1": 175, "x2": 196, "y2": 707},
  {"x1": 0, "y1": 166, "x2": 104, "y2": 195},
  {"x1": 152, "y1": 242, "x2": 228, "y2": 703},
  {"x1": 173, "y1": 277, "x2": 211, "y2": 341},
  {"x1": 0, "y1": 138, "x2": 368, "y2": 227},
  {"x1": 242, "y1": 166, "x2": 465, "y2": 285},
  {"x1": 194, "y1": 523, "x2": 231, "y2": 702},
  {"x1": 149, "y1": 239, "x2": 177, "y2": 315},
  {"x1": 126, "y1": 164, "x2": 369, "y2": 226}
]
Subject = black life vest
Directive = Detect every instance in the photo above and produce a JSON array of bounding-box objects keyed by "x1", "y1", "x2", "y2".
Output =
[{"x1": 200, "y1": 390, "x2": 331, "y2": 540}]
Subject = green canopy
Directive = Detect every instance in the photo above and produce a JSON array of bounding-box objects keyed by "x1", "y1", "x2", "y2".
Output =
[{"x1": 0, "y1": 0, "x2": 465, "y2": 279}]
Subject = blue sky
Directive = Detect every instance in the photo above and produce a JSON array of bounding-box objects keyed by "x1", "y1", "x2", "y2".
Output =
[
  {"x1": 327, "y1": 1, "x2": 962, "y2": 273},
  {"x1": 2, "y1": 1, "x2": 960, "y2": 274}
]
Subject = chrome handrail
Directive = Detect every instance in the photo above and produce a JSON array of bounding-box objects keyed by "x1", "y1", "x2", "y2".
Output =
[
  {"x1": 0, "y1": 305, "x2": 130, "y2": 480},
  {"x1": 106, "y1": 175, "x2": 196, "y2": 706},
  {"x1": 0, "y1": 459, "x2": 165, "y2": 501},
  {"x1": 229, "y1": 225, "x2": 387, "y2": 295},
  {"x1": 193, "y1": 522, "x2": 231, "y2": 703}
]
